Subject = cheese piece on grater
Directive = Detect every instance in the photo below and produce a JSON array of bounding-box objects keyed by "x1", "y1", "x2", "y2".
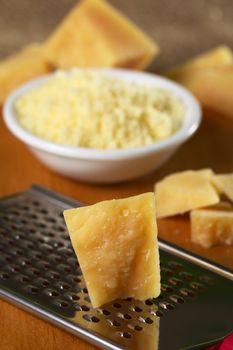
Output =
[
  {"x1": 212, "y1": 174, "x2": 233, "y2": 202},
  {"x1": 0, "y1": 44, "x2": 51, "y2": 104},
  {"x1": 63, "y1": 193, "x2": 160, "y2": 308},
  {"x1": 191, "y1": 203, "x2": 233, "y2": 248},
  {"x1": 44, "y1": 0, "x2": 158, "y2": 70},
  {"x1": 155, "y1": 169, "x2": 219, "y2": 218}
]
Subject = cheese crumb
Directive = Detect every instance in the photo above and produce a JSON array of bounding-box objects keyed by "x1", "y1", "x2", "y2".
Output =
[{"x1": 15, "y1": 69, "x2": 185, "y2": 150}]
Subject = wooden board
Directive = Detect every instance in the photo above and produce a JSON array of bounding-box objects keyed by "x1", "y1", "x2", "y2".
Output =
[{"x1": 0, "y1": 108, "x2": 233, "y2": 350}]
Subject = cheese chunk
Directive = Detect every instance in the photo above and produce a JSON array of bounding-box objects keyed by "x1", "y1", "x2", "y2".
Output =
[
  {"x1": 63, "y1": 193, "x2": 160, "y2": 308},
  {"x1": 0, "y1": 44, "x2": 51, "y2": 104},
  {"x1": 166, "y1": 46, "x2": 233, "y2": 80},
  {"x1": 191, "y1": 204, "x2": 233, "y2": 248},
  {"x1": 212, "y1": 174, "x2": 233, "y2": 202},
  {"x1": 155, "y1": 169, "x2": 219, "y2": 218},
  {"x1": 44, "y1": 0, "x2": 158, "y2": 70}
]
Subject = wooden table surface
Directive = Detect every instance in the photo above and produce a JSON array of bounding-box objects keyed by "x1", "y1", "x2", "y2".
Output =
[{"x1": 0, "y1": 105, "x2": 233, "y2": 350}]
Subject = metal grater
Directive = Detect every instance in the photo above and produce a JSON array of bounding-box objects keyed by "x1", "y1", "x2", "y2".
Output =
[{"x1": 0, "y1": 185, "x2": 232, "y2": 350}]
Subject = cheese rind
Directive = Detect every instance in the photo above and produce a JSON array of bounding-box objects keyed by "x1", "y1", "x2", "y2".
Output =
[
  {"x1": 191, "y1": 205, "x2": 233, "y2": 248},
  {"x1": 44, "y1": 0, "x2": 158, "y2": 69},
  {"x1": 155, "y1": 169, "x2": 219, "y2": 218},
  {"x1": 64, "y1": 193, "x2": 160, "y2": 308}
]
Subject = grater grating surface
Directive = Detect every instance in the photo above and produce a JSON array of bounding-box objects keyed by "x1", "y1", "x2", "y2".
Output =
[{"x1": 0, "y1": 185, "x2": 232, "y2": 350}]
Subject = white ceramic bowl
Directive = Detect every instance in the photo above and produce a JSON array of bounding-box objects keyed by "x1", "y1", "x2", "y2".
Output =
[{"x1": 3, "y1": 68, "x2": 201, "y2": 183}]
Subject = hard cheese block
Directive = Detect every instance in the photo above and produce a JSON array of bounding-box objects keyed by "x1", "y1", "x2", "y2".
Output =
[
  {"x1": 155, "y1": 169, "x2": 219, "y2": 218},
  {"x1": 166, "y1": 46, "x2": 233, "y2": 80},
  {"x1": 44, "y1": 0, "x2": 158, "y2": 70},
  {"x1": 191, "y1": 203, "x2": 233, "y2": 248},
  {"x1": 0, "y1": 44, "x2": 51, "y2": 104},
  {"x1": 212, "y1": 174, "x2": 233, "y2": 202},
  {"x1": 63, "y1": 193, "x2": 160, "y2": 308}
]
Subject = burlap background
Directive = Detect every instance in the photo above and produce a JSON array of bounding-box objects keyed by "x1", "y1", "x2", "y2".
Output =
[{"x1": 0, "y1": 0, "x2": 232, "y2": 71}]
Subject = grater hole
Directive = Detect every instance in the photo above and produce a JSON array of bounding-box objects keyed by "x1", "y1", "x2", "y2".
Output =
[
  {"x1": 53, "y1": 225, "x2": 66, "y2": 233},
  {"x1": 159, "y1": 301, "x2": 174, "y2": 310},
  {"x1": 169, "y1": 295, "x2": 185, "y2": 304},
  {"x1": 82, "y1": 287, "x2": 88, "y2": 294},
  {"x1": 28, "y1": 214, "x2": 38, "y2": 220},
  {"x1": 108, "y1": 320, "x2": 120, "y2": 327},
  {"x1": 169, "y1": 278, "x2": 183, "y2": 286},
  {"x1": 4, "y1": 255, "x2": 12, "y2": 262},
  {"x1": 19, "y1": 258, "x2": 31, "y2": 266},
  {"x1": 10, "y1": 265, "x2": 21, "y2": 273},
  {"x1": 65, "y1": 293, "x2": 80, "y2": 301},
  {"x1": 56, "y1": 282, "x2": 71, "y2": 291},
  {"x1": 180, "y1": 288, "x2": 195, "y2": 297},
  {"x1": 27, "y1": 268, "x2": 41, "y2": 276},
  {"x1": 150, "y1": 310, "x2": 163, "y2": 317},
  {"x1": 119, "y1": 332, "x2": 132, "y2": 339},
  {"x1": 37, "y1": 261, "x2": 51, "y2": 270},
  {"x1": 54, "y1": 300, "x2": 69, "y2": 308},
  {"x1": 40, "y1": 209, "x2": 48, "y2": 215},
  {"x1": 12, "y1": 248, "x2": 23, "y2": 256},
  {"x1": 22, "y1": 241, "x2": 34, "y2": 249},
  {"x1": 124, "y1": 297, "x2": 133, "y2": 302},
  {"x1": 45, "y1": 217, "x2": 56, "y2": 223},
  {"x1": 46, "y1": 271, "x2": 61, "y2": 280},
  {"x1": 113, "y1": 302, "x2": 121, "y2": 309},
  {"x1": 61, "y1": 234, "x2": 70, "y2": 241},
  {"x1": 29, "y1": 228, "x2": 37, "y2": 234},
  {"x1": 67, "y1": 275, "x2": 81, "y2": 283},
  {"x1": 161, "y1": 283, "x2": 173, "y2": 293},
  {"x1": 67, "y1": 257, "x2": 79, "y2": 267},
  {"x1": 134, "y1": 325, "x2": 143, "y2": 331},
  {"x1": 75, "y1": 305, "x2": 90, "y2": 312},
  {"x1": 83, "y1": 314, "x2": 100, "y2": 323},
  {"x1": 131, "y1": 306, "x2": 143, "y2": 313},
  {"x1": 0, "y1": 272, "x2": 10, "y2": 280},
  {"x1": 59, "y1": 248, "x2": 73, "y2": 257},
  {"x1": 123, "y1": 313, "x2": 132, "y2": 320},
  {"x1": 179, "y1": 271, "x2": 193, "y2": 280},
  {"x1": 168, "y1": 261, "x2": 182, "y2": 270},
  {"x1": 26, "y1": 285, "x2": 39, "y2": 294},
  {"x1": 52, "y1": 241, "x2": 64, "y2": 248},
  {"x1": 190, "y1": 282, "x2": 205, "y2": 291},
  {"x1": 139, "y1": 316, "x2": 153, "y2": 324},
  {"x1": 45, "y1": 289, "x2": 60, "y2": 297},
  {"x1": 161, "y1": 267, "x2": 173, "y2": 276},
  {"x1": 7, "y1": 239, "x2": 15, "y2": 246},
  {"x1": 40, "y1": 243, "x2": 53, "y2": 252},
  {"x1": 57, "y1": 264, "x2": 72, "y2": 273},
  {"x1": 145, "y1": 299, "x2": 154, "y2": 306},
  {"x1": 99, "y1": 309, "x2": 111, "y2": 316},
  {"x1": 48, "y1": 254, "x2": 62, "y2": 263},
  {"x1": 37, "y1": 278, "x2": 50, "y2": 287},
  {"x1": 29, "y1": 251, "x2": 42, "y2": 260}
]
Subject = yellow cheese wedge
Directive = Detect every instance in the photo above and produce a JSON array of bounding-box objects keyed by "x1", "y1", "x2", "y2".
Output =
[
  {"x1": 44, "y1": 0, "x2": 158, "y2": 70},
  {"x1": 191, "y1": 203, "x2": 233, "y2": 248},
  {"x1": 63, "y1": 193, "x2": 160, "y2": 308},
  {"x1": 166, "y1": 45, "x2": 233, "y2": 80},
  {"x1": 212, "y1": 174, "x2": 233, "y2": 202},
  {"x1": 155, "y1": 169, "x2": 219, "y2": 218},
  {"x1": 0, "y1": 44, "x2": 51, "y2": 105}
]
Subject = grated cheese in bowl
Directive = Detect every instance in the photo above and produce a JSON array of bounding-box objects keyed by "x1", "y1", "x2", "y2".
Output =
[{"x1": 14, "y1": 69, "x2": 185, "y2": 150}]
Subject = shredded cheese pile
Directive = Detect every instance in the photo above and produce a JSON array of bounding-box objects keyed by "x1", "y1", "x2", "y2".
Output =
[{"x1": 15, "y1": 70, "x2": 185, "y2": 149}]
